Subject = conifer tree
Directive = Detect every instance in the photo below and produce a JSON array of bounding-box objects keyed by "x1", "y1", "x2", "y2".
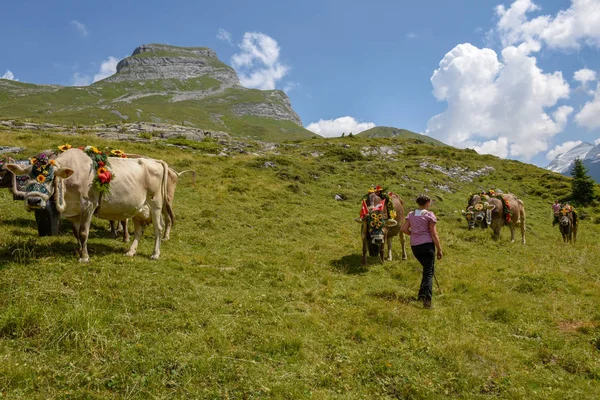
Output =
[{"x1": 570, "y1": 158, "x2": 596, "y2": 206}]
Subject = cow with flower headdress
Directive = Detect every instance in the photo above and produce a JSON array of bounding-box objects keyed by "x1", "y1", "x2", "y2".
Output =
[
  {"x1": 6, "y1": 146, "x2": 172, "y2": 262},
  {"x1": 463, "y1": 193, "x2": 494, "y2": 230},
  {"x1": 557, "y1": 206, "x2": 577, "y2": 244},
  {"x1": 354, "y1": 185, "x2": 407, "y2": 264},
  {"x1": 468, "y1": 190, "x2": 526, "y2": 244}
]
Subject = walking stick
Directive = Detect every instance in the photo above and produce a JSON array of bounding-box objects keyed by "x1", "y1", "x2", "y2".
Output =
[{"x1": 434, "y1": 272, "x2": 441, "y2": 294}]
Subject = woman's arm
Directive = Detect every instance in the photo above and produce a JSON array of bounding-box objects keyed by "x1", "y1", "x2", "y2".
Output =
[
  {"x1": 401, "y1": 220, "x2": 411, "y2": 235},
  {"x1": 430, "y1": 222, "x2": 443, "y2": 259}
]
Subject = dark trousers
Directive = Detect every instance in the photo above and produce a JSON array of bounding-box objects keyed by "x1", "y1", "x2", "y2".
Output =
[{"x1": 411, "y1": 242, "x2": 435, "y2": 301}]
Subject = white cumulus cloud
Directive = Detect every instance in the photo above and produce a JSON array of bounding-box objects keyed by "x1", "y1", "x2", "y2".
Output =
[
  {"x1": 575, "y1": 83, "x2": 600, "y2": 129},
  {"x1": 473, "y1": 137, "x2": 510, "y2": 158},
  {"x1": 496, "y1": 0, "x2": 600, "y2": 51},
  {"x1": 71, "y1": 56, "x2": 118, "y2": 86},
  {"x1": 305, "y1": 116, "x2": 375, "y2": 138},
  {"x1": 1, "y1": 70, "x2": 17, "y2": 81},
  {"x1": 426, "y1": 43, "x2": 571, "y2": 159},
  {"x1": 231, "y1": 32, "x2": 289, "y2": 90},
  {"x1": 217, "y1": 28, "x2": 233, "y2": 45},
  {"x1": 546, "y1": 140, "x2": 583, "y2": 160},
  {"x1": 70, "y1": 20, "x2": 89, "y2": 37},
  {"x1": 574, "y1": 68, "x2": 597, "y2": 85},
  {"x1": 93, "y1": 56, "x2": 118, "y2": 82}
]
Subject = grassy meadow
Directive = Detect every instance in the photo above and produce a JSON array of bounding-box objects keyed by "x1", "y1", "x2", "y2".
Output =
[{"x1": 1, "y1": 130, "x2": 600, "y2": 399}]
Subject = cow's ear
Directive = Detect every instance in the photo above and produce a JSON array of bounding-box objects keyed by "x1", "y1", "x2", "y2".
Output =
[
  {"x1": 467, "y1": 206, "x2": 474, "y2": 212},
  {"x1": 354, "y1": 218, "x2": 365, "y2": 224},
  {"x1": 461, "y1": 210, "x2": 467, "y2": 216},
  {"x1": 5, "y1": 163, "x2": 31, "y2": 176},
  {"x1": 56, "y1": 167, "x2": 75, "y2": 179},
  {"x1": 386, "y1": 219, "x2": 398, "y2": 227},
  {"x1": 486, "y1": 204, "x2": 496, "y2": 210}
]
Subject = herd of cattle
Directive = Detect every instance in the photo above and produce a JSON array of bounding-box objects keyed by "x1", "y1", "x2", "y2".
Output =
[{"x1": 0, "y1": 147, "x2": 580, "y2": 263}]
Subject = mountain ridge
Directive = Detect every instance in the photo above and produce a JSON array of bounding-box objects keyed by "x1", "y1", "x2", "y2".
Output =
[
  {"x1": 357, "y1": 126, "x2": 446, "y2": 146},
  {"x1": 0, "y1": 44, "x2": 310, "y2": 142},
  {"x1": 546, "y1": 141, "x2": 600, "y2": 183}
]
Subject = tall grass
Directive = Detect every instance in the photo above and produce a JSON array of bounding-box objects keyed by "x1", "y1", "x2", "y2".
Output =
[{"x1": 0, "y1": 131, "x2": 599, "y2": 398}]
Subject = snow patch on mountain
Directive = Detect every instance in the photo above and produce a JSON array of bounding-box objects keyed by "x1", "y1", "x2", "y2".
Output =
[{"x1": 546, "y1": 142, "x2": 594, "y2": 174}]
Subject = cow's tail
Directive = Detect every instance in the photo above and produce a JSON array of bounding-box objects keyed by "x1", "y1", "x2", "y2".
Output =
[
  {"x1": 175, "y1": 169, "x2": 197, "y2": 187},
  {"x1": 160, "y1": 161, "x2": 175, "y2": 228}
]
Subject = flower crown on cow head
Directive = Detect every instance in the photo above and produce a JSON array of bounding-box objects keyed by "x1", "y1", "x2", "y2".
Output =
[{"x1": 58, "y1": 143, "x2": 127, "y2": 195}]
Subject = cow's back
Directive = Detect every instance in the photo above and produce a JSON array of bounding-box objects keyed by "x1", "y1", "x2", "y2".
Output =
[
  {"x1": 97, "y1": 157, "x2": 167, "y2": 221},
  {"x1": 57, "y1": 150, "x2": 167, "y2": 221}
]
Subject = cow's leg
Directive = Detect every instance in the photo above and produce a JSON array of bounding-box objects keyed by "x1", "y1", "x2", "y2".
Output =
[
  {"x1": 378, "y1": 244, "x2": 384, "y2": 264},
  {"x1": 121, "y1": 219, "x2": 130, "y2": 243},
  {"x1": 77, "y1": 207, "x2": 95, "y2": 263},
  {"x1": 125, "y1": 219, "x2": 144, "y2": 257},
  {"x1": 71, "y1": 220, "x2": 82, "y2": 257},
  {"x1": 361, "y1": 239, "x2": 368, "y2": 265},
  {"x1": 400, "y1": 232, "x2": 407, "y2": 260},
  {"x1": 520, "y1": 214, "x2": 526, "y2": 245},
  {"x1": 109, "y1": 220, "x2": 118, "y2": 239},
  {"x1": 149, "y1": 200, "x2": 164, "y2": 260},
  {"x1": 164, "y1": 217, "x2": 172, "y2": 240},
  {"x1": 386, "y1": 235, "x2": 393, "y2": 261},
  {"x1": 509, "y1": 223, "x2": 516, "y2": 243}
]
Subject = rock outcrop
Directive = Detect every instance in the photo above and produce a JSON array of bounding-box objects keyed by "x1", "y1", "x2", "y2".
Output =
[{"x1": 104, "y1": 44, "x2": 239, "y2": 88}]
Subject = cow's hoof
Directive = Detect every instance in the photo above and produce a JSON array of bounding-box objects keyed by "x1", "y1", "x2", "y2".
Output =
[
  {"x1": 78, "y1": 257, "x2": 89, "y2": 263},
  {"x1": 125, "y1": 251, "x2": 135, "y2": 257},
  {"x1": 150, "y1": 254, "x2": 160, "y2": 260}
]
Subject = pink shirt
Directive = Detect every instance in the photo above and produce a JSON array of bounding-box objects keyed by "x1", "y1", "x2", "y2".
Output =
[
  {"x1": 406, "y1": 210, "x2": 437, "y2": 246},
  {"x1": 552, "y1": 203, "x2": 561, "y2": 213}
]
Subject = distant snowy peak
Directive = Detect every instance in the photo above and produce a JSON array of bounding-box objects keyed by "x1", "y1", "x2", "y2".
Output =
[
  {"x1": 585, "y1": 143, "x2": 600, "y2": 164},
  {"x1": 546, "y1": 142, "x2": 595, "y2": 174}
]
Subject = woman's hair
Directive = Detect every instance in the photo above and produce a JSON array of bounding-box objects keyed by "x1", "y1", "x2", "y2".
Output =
[{"x1": 416, "y1": 194, "x2": 431, "y2": 206}]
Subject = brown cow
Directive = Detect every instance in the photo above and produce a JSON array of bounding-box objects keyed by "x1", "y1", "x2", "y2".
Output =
[
  {"x1": 463, "y1": 194, "x2": 492, "y2": 229},
  {"x1": 7, "y1": 148, "x2": 172, "y2": 262},
  {"x1": 558, "y1": 208, "x2": 577, "y2": 244},
  {"x1": 354, "y1": 191, "x2": 406, "y2": 264},
  {"x1": 486, "y1": 193, "x2": 526, "y2": 244}
]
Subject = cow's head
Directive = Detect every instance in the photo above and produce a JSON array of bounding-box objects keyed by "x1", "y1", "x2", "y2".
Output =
[
  {"x1": 465, "y1": 202, "x2": 495, "y2": 229},
  {"x1": 559, "y1": 209, "x2": 571, "y2": 227},
  {"x1": 5, "y1": 153, "x2": 74, "y2": 211},
  {"x1": 354, "y1": 200, "x2": 397, "y2": 244}
]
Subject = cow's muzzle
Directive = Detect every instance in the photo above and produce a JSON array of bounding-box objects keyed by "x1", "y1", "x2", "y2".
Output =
[
  {"x1": 371, "y1": 234, "x2": 384, "y2": 244},
  {"x1": 26, "y1": 196, "x2": 45, "y2": 209}
]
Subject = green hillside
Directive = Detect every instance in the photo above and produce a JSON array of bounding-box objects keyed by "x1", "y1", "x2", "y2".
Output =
[
  {"x1": 0, "y1": 44, "x2": 314, "y2": 142},
  {"x1": 358, "y1": 126, "x2": 446, "y2": 146},
  {"x1": 1, "y1": 129, "x2": 600, "y2": 398}
]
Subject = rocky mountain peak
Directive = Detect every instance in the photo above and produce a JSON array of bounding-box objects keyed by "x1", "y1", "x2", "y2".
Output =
[
  {"x1": 104, "y1": 43, "x2": 239, "y2": 86},
  {"x1": 546, "y1": 142, "x2": 594, "y2": 174}
]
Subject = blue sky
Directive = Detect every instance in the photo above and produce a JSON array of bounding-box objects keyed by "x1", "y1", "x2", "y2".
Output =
[{"x1": 1, "y1": 0, "x2": 600, "y2": 167}]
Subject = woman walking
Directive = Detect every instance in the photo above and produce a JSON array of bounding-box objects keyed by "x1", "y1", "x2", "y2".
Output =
[{"x1": 401, "y1": 195, "x2": 443, "y2": 309}]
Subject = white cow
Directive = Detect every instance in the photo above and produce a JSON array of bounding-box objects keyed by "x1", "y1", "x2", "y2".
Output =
[
  {"x1": 109, "y1": 167, "x2": 196, "y2": 242},
  {"x1": 7, "y1": 148, "x2": 171, "y2": 262}
]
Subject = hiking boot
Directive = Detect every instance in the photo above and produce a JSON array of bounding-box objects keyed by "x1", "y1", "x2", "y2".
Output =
[{"x1": 423, "y1": 299, "x2": 432, "y2": 309}]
